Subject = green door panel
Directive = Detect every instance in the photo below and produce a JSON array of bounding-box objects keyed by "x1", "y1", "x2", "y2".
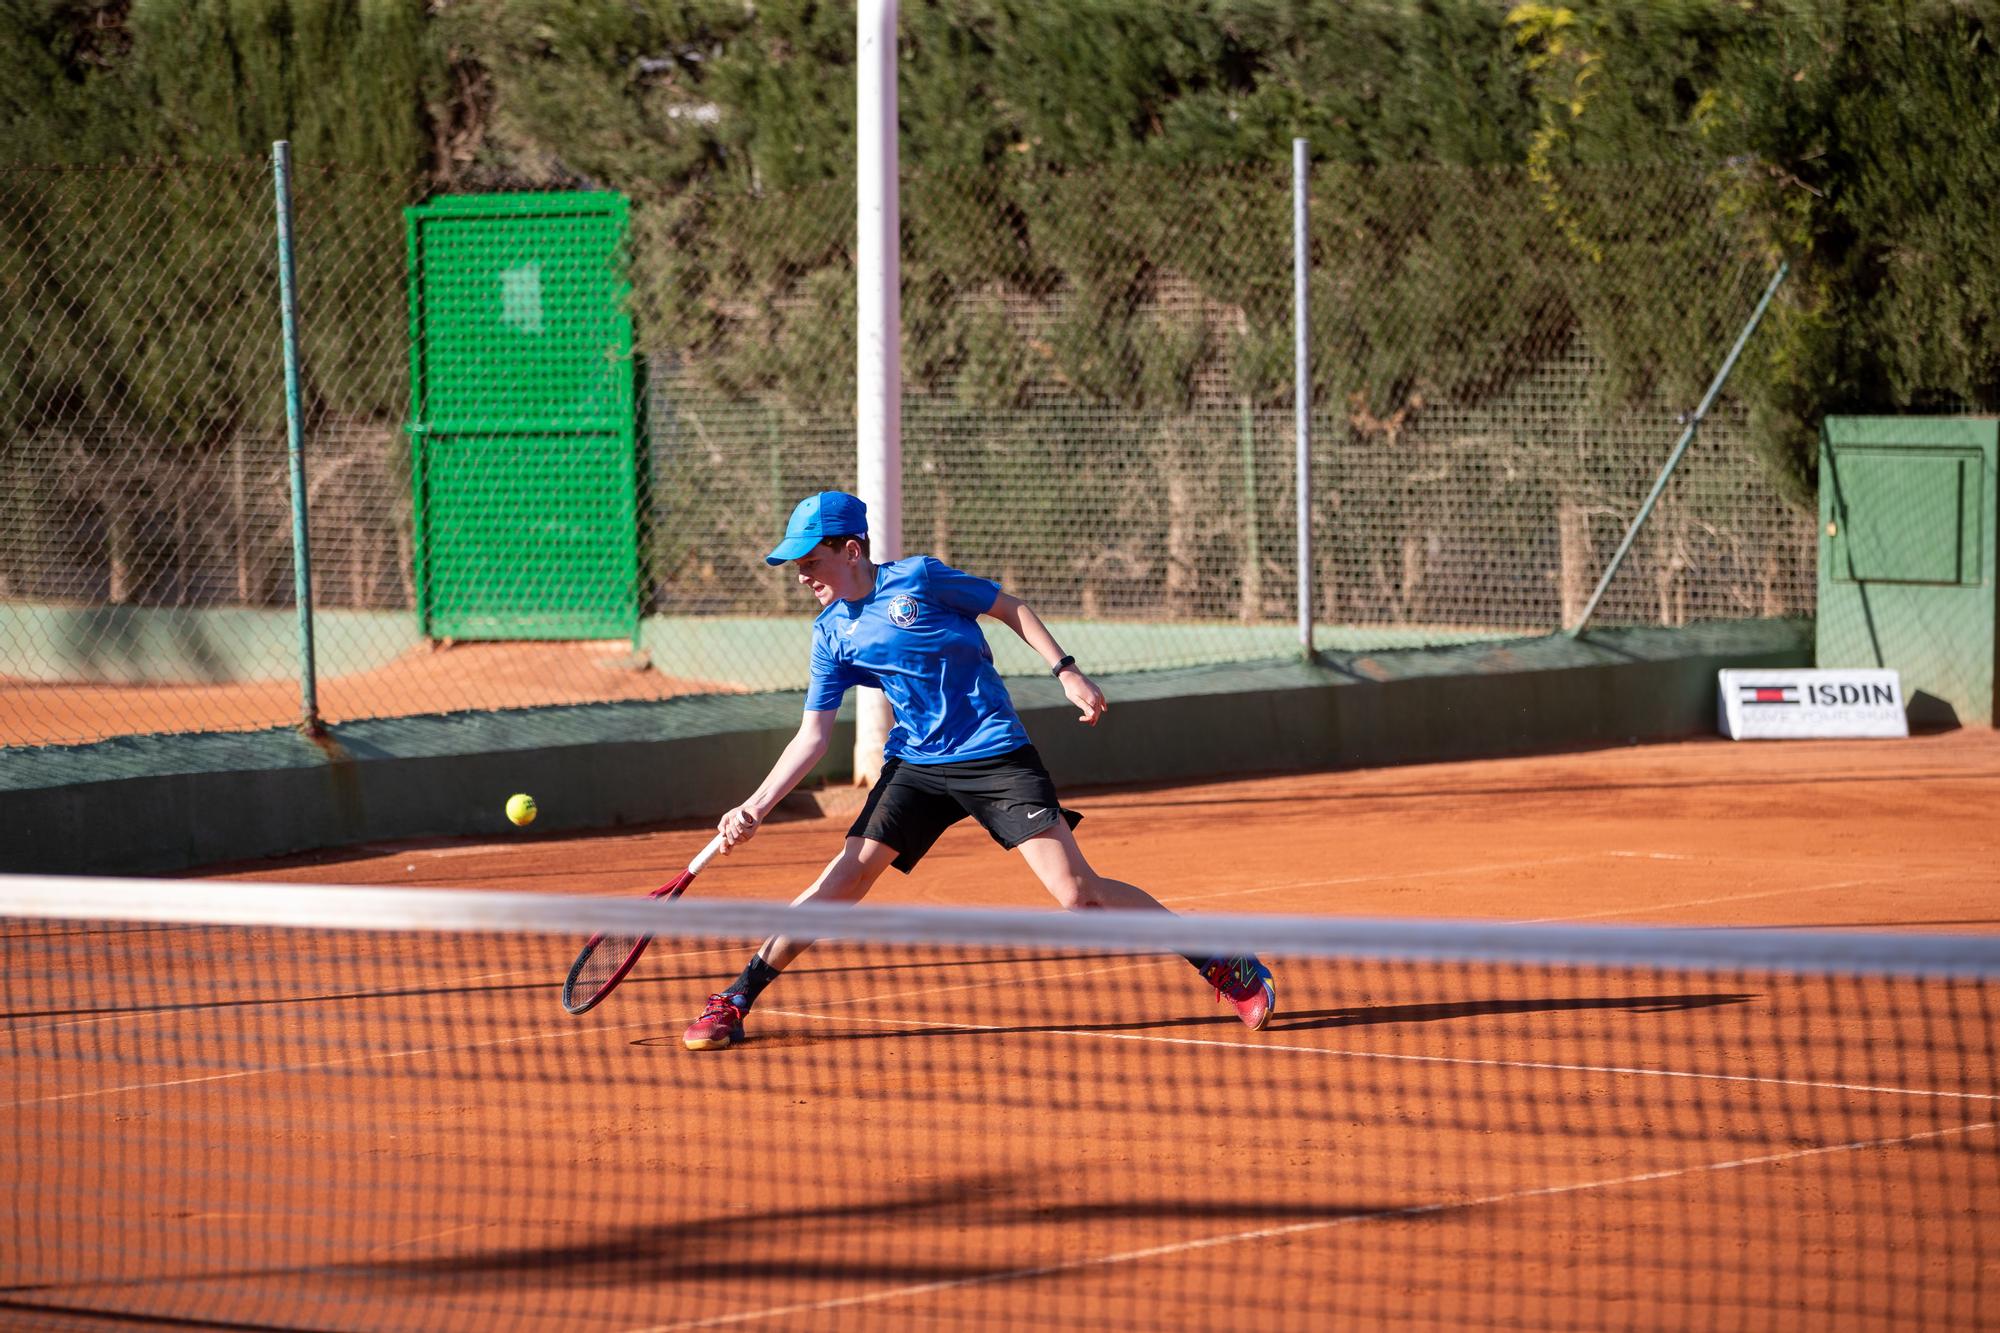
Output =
[
  {"x1": 1828, "y1": 450, "x2": 1981, "y2": 585},
  {"x1": 405, "y1": 193, "x2": 639, "y2": 641},
  {"x1": 1817, "y1": 418, "x2": 1998, "y2": 726},
  {"x1": 418, "y1": 432, "x2": 638, "y2": 639}
]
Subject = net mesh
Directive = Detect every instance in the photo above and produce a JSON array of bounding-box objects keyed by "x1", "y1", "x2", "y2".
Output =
[
  {"x1": 5, "y1": 881, "x2": 1996, "y2": 1331},
  {"x1": 4, "y1": 158, "x2": 1819, "y2": 750}
]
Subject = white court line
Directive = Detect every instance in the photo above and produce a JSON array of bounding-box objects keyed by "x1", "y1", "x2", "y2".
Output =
[
  {"x1": 1603, "y1": 851, "x2": 1948, "y2": 869},
  {"x1": 1165, "y1": 853, "x2": 1607, "y2": 905},
  {"x1": 2, "y1": 1016, "x2": 654, "y2": 1110},
  {"x1": 1178, "y1": 850, "x2": 1970, "y2": 913},
  {"x1": 632, "y1": 1118, "x2": 1998, "y2": 1332},
  {"x1": 810, "y1": 956, "x2": 1173, "y2": 1008},
  {"x1": 1522, "y1": 868, "x2": 1965, "y2": 924},
  {"x1": 1, "y1": 944, "x2": 740, "y2": 1037},
  {"x1": 371, "y1": 1222, "x2": 490, "y2": 1254},
  {"x1": 766, "y1": 1007, "x2": 2000, "y2": 1105},
  {"x1": 1600, "y1": 852, "x2": 1971, "y2": 873},
  {"x1": 349, "y1": 842, "x2": 520, "y2": 860}
]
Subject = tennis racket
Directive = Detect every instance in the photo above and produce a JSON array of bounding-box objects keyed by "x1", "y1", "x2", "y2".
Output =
[{"x1": 562, "y1": 832, "x2": 727, "y2": 1015}]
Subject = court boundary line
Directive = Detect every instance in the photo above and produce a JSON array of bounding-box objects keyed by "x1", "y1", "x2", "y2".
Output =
[
  {"x1": 0, "y1": 1017, "x2": 654, "y2": 1110},
  {"x1": 634, "y1": 1117, "x2": 1998, "y2": 1331},
  {"x1": 1164, "y1": 853, "x2": 1605, "y2": 905},
  {"x1": 1523, "y1": 868, "x2": 1966, "y2": 924},
  {"x1": 804, "y1": 956, "x2": 1170, "y2": 1007},
  {"x1": 0, "y1": 944, "x2": 741, "y2": 1038},
  {"x1": 1179, "y1": 857, "x2": 1964, "y2": 916},
  {"x1": 766, "y1": 1006, "x2": 2000, "y2": 1104}
]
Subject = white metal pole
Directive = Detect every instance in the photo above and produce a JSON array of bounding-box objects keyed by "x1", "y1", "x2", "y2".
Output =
[
  {"x1": 855, "y1": 0, "x2": 902, "y2": 785},
  {"x1": 1293, "y1": 138, "x2": 1314, "y2": 659}
]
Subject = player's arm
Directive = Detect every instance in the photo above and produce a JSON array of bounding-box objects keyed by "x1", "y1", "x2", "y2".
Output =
[
  {"x1": 984, "y1": 591, "x2": 1106, "y2": 725},
  {"x1": 717, "y1": 708, "x2": 839, "y2": 851}
]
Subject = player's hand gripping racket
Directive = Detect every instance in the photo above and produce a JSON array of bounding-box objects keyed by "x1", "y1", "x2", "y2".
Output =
[{"x1": 562, "y1": 832, "x2": 726, "y2": 1015}]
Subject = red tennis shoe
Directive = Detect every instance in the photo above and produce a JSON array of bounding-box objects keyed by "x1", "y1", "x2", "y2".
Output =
[
  {"x1": 683, "y1": 993, "x2": 748, "y2": 1051},
  {"x1": 1201, "y1": 957, "x2": 1275, "y2": 1030}
]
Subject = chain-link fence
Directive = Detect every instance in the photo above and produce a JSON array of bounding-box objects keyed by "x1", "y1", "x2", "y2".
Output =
[{"x1": 1, "y1": 156, "x2": 1814, "y2": 751}]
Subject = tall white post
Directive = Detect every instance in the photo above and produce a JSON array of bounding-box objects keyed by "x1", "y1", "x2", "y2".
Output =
[
  {"x1": 1293, "y1": 138, "x2": 1314, "y2": 658},
  {"x1": 855, "y1": 0, "x2": 902, "y2": 785}
]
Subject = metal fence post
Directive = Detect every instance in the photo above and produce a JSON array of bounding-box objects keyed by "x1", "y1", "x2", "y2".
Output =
[
  {"x1": 272, "y1": 140, "x2": 321, "y2": 733},
  {"x1": 1568, "y1": 261, "x2": 1790, "y2": 637},
  {"x1": 1293, "y1": 138, "x2": 1314, "y2": 659}
]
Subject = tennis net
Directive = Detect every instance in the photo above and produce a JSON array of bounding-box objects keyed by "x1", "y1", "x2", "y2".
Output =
[{"x1": 4, "y1": 876, "x2": 1996, "y2": 1331}]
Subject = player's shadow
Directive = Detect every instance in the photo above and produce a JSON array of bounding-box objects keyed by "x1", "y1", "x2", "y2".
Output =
[
  {"x1": 2, "y1": 945, "x2": 1096, "y2": 1021},
  {"x1": 9, "y1": 1176, "x2": 1409, "y2": 1297},
  {"x1": 349, "y1": 1195, "x2": 1394, "y2": 1290},
  {"x1": 731, "y1": 990, "x2": 1753, "y2": 1046},
  {"x1": 1267, "y1": 991, "x2": 1755, "y2": 1033}
]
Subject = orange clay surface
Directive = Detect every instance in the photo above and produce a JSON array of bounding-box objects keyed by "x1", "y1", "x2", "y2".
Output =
[
  {"x1": 202, "y1": 727, "x2": 2000, "y2": 929},
  {"x1": 6, "y1": 731, "x2": 1999, "y2": 1330},
  {"x1": 0, "y1": 640, "x2": 736, "y2": 748}
]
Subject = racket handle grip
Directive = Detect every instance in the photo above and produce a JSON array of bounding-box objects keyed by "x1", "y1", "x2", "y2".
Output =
[{"x1": 689, "y1": 831, "x2": 728, "y2": 876}]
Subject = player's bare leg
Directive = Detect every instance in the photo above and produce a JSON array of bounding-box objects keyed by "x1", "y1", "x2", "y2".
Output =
[
  {"x1": 684, "y1": 837, "x2": 898, "y2": 1050},
  {"x1": 1016, "y1": 820, "x2": 1275, "y2": 1029},
  {"x1": 761, "y1": 837, "x2": 899, "y2": 967},
  {"x1": 1014, "y1": 818, "x2": 1170, "y2": 912}
]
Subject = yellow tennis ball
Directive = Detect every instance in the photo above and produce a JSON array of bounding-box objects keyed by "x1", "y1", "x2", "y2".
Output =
[{"x1": 505, "y1": 793, "x2": 537, "y2": 826}]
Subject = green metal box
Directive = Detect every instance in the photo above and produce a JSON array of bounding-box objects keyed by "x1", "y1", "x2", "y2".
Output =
[{"x1": 1818, "y1": 417, "x2": 1998, "y2": 726}]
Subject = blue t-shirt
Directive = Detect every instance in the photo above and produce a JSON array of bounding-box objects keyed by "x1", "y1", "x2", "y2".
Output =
[{"x1": 805, "y1": 556, "x2": 1031, "y2": 764}]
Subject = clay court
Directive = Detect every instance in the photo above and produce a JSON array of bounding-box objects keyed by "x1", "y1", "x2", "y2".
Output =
[
  {"x1": 206, "y1": 727, "x2": 2000, "y2": 927},
  {"x1": 6, "y1": 732, "x2": 1999, "y2": 1328},
  {"x1": 0, "y1": 640, "x2": 740, "y2": 750}
]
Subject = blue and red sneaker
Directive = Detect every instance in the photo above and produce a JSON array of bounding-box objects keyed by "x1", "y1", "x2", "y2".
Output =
[
  {"x1": 1201, "y1": 956, "x2": 1275, "y2": 1030},
  {"x1": 682, "y1": 992, "x2": 748, "y2": 1051}
]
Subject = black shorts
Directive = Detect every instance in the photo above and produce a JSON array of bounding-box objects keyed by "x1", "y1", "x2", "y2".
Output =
[{"x1": 848, "y1": 743, "x2": 1083, "y2": 873}]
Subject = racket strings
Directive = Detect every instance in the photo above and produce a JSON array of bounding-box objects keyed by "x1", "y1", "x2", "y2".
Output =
[{"x1": 564, "y1": 932, "x2": 649, "y2": 1012}]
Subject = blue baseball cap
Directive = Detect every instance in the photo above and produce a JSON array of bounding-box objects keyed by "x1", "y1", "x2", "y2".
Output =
[{"x1": 766, "y1": 491, "x2": 869, "y2": 565}]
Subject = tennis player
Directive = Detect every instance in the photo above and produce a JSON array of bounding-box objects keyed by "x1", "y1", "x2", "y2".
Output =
[{"x1": 682, "y1": 490, "x2": 1276, "y2": 1050}]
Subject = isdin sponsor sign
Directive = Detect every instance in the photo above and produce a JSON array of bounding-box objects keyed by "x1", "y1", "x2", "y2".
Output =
[{"x1": 1718, "y1": 668, "x2": 1908, "y2": 739}]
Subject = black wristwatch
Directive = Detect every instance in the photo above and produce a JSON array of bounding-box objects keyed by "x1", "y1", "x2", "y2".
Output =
[{"x1": 1050, "y1": 655, "x2": 1077, "y2": 678}]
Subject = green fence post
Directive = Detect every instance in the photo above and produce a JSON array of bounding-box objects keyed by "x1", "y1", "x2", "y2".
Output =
[
  {"x1": 272, "y1": 140, "x2": 321, "y2": 733},
  {"x1": 1568, "y1": 261, "x2": 1790, "y2": 637},
  {"x1": 1293, "y1": 137, "x2": 1314, "y2": 659}
]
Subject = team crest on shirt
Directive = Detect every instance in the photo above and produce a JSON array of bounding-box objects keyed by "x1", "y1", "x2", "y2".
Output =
[{"x1": 887, "y1": 594, "x2": 919, "y2": 628}]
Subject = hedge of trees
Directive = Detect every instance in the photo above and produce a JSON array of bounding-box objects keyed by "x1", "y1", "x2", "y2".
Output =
[
  {"x1": 2, "y1": 0, "x2": 1993, "y2": 618},
  {"x1": 7, "y1": 0, "x2": 1994, "y2": 481}
]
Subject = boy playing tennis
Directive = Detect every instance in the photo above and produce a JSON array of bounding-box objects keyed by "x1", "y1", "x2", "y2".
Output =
[{"x1": 682, "y1": 490, "x2": 1275, "y2": 1050}]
